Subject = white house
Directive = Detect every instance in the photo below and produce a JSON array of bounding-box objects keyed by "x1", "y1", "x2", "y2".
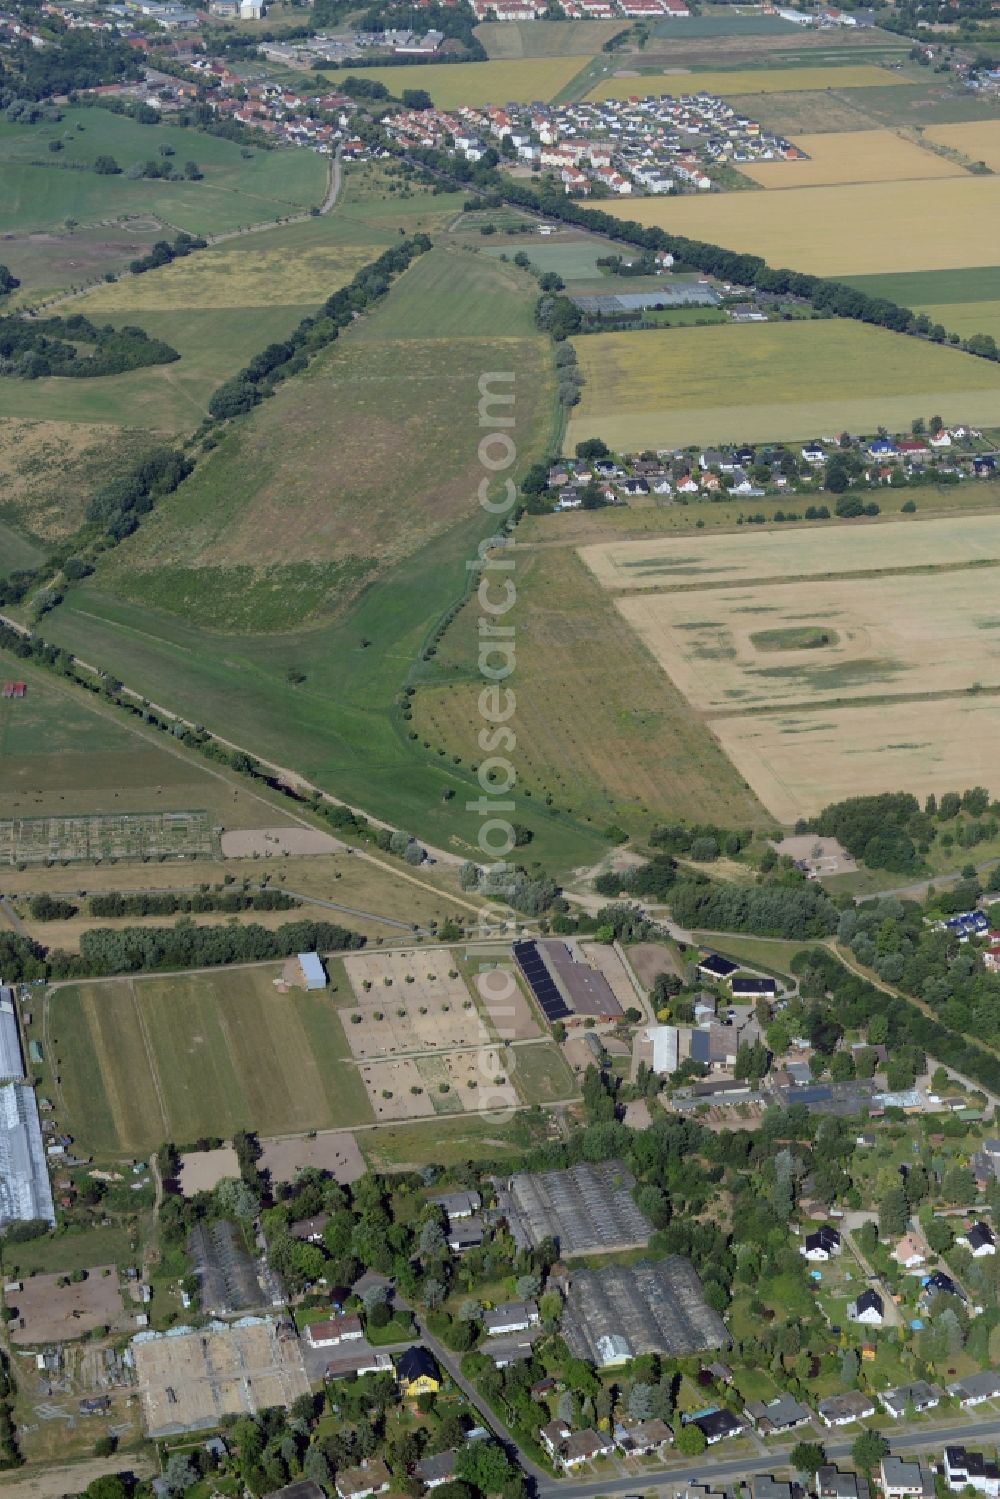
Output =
[
  {"x1": 958, "y1": 1223, "x2": 996, "y2": 1257},
  {"x1": 847, "y1": 1288, "x2": 883, "y2": 1326},
  {"x1": 944, "y1": 1447, "x2": 1000, "y2": 1498}
]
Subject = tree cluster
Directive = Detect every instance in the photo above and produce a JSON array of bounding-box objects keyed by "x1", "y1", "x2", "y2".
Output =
[{"x1": 0, "y1": 312, "x2": 179, "y2": 380}]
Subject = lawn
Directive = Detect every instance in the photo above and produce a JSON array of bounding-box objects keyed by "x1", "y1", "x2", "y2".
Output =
[
  {"x1": 50, "y1": 966, "x2": 373, "y2": 1156},
  {"x1": 0, "y1": 1224, "x2": 135, "y2": 1278},
  {"x1": 511, "y1": 1042, "x2": 579, "y2": 1104},
  {"x1": 0, "y1": 107, "x2": 326, "y2": 236},
  {"x1": 315, "y1": 56, "x2": 593, "y2": 109},
  {"x1": 566, "y1": 320, "x2": 1000, "y2": 451},
  {"x1": 410, "y1": 542, "x2": 772, "y2": 832},
  {"x1": 601, "y1": 175, "x2": 1000, "y2": 276},
  {"x1": 585, "y1": 63, "x2": 908, "y2": 100},
  {"x1": 737, "y1": 128, "x2": 962, "y2": 188},
  {"x1": 361, "y1": 1113, "x2": 526, "y2": 1169}
]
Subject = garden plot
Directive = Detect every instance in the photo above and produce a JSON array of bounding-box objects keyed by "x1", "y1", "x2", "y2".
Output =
[
  {"x1": 0, "y1": 809, "x2": 213, "y2": 865},
  {"x1": 341, "y1": 950, "x2": 483, "y2": 1058}
]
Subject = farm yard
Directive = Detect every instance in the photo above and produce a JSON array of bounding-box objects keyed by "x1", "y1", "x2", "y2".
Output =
[
  {"x1": 50, "y1": 964, "x2": 373, "y2": 1156},
  {"x1": 601, "y1": 176, "x2": 1000, "y2": 276},
  {"x1": 736, "y1": 129, "x2": 963, "y2": 188},
  {"x1": 566, "y1": 320, "x2": 1000, "y2": 452},
  {"x1": 580, "y1": 515, "x2": 1000, "y2": 824}
]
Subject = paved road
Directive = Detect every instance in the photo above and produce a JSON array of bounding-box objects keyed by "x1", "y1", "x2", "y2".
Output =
[{"x1": 540, "y1": 1418, "x2": 1000, "y2": 1497}]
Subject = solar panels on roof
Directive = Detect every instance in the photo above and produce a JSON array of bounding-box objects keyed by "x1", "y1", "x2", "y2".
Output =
[{"x1": 513, "y1": 940, "x2": 571, "y2": 1023}]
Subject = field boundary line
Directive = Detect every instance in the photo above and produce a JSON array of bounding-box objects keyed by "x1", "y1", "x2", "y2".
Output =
[{"x1": 128, "y1": 977, "x2": 171, "y2": 1143}]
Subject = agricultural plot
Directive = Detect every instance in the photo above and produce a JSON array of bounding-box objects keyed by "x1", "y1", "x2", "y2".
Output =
[
  {"x1": 926, "y1": 120, "x2": 1000, "y2": 172},
  {"x1": 0, "y1": 809, "x2": 212, "y2": 865},
  {"x1": 360, "y1": 1048, "x2": 516, "y2": 1121},
  {"x1": 585, "y1": 64, "x2": 906, "y2": 101},
  {"x1": 51, "y1": 966, "x2": 373, "y2": 1156},
  {"x1": 0, "y1": 108, "x2": 326, "y2": 237},
  {"x1": 341, "y1": 949, "x2": 485, "y2": 1058},
  {"x1": 317, "y1": 56, "x2": 592, "y2": 109},
  {"x1": 581, "y1": 516, "x2": 1000, "y2": 823},
  {"x1": 737, "y1": 128, "x2": 962, "y2": 188},
  {"x1": 484, "y1": 238, "x2": 612, "y2": 281},
  {"x1": 94, "y1": 247, "x2": 554, "y2": 630},
  {"x1": 476, "y1": 19, "x2": 626, "y2": 56},
  {"x1": 601, "y1": 176, "x2": 1000, "y2": 276},
  {"x1": 566, "y1": 321, "x2": 1000, "y2": 452}
]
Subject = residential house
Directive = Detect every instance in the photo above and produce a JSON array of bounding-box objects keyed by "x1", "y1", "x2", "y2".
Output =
[
  {"x1": 688, "y1": 1409, "x2": 745, "y2": 1445},
  {"x1": 483, "y1": 1301, "x2": 539, "y2": 1336},
  {"x1": 540, "y1": 1421, "x2": 614, "y2": 1468},
  {"x1": 431, "y1": 1190, "x2": 481, "y2": 1219},
  {"x1": 614, "y1": 1418, "x2": 672, "y2": 1456},
  {"x1": 948, "y1": 1371, "x2": 1000, "y2": 1408},
  {"x1": 958, "y1": 1223, "x2": 996, "y2": 1257},
  {"x1": 306, "y1": 1314, "x2": 364, "y2": 1348},
  {"x1": 414, "y1": 1451, "x2": 458, "y2": 1489},
  {"x1": 290, "y1": 1215, "x2": 330, "y2": 1243},
  {"x1": 847, "y1": 1288, "x2": 883, "y2": 1326},
  {"x1": 801, "y1": 441, "x2": 825, "y2": 464},
  {"x1": 816, "y1": 1392, "x2": 876, "y2": 1427},
  {"x1": 929, "y1": 429, "x2": 952, "y2": 447},
  {"x1": 448, "y1": 1217, "x2": 485, "y2": 1252},
  {"x1": 922, "y1": 1270, "x2": 966, "y2": 1306},
  {"x1": 816, "y1": 1467, "x2": 868, "y2": 1499},
  {"x1": 744, "y1": 1393, "x2": 811, "y2": 1433},
  {"x1": 336, "y1": 1461, "x2": 391, "y2": 1499},
  {"x1": 892, "y1": 1233, "x2": 928, "y2": 1270},
  {"x1": 880, "y1": 1456, "x2": 932, "y2": 1499},
  {"x1": 397, "y1": 1346, "x2": 441, "y2": 1398},
  {"x1": 753, "y1": 1482, "x2": 793, "y2": 1499},
  {"x1": 944, "y1": 1446, "x2": 1000, "y2": 1497},
  {"x1": 801, "y1": 1225, "x2": 841, "y2": 1262},
  {"x1": 878, "y1": 1381, "x2": 942, "y2": 1419}
]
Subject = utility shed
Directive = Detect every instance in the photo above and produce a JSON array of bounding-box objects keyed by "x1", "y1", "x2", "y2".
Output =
[{"x1": 298, "y1": 953, "x2": 327, "y2": 990}]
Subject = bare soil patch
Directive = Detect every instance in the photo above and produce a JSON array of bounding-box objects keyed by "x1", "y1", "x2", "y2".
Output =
[
  {"x1": 7, "y1": 1267, "x2": 125, "y2": 1345},
  {"x1": 259, "y1": 1129, "x2": 365, "y2": 1185},
  {"x1": 220, "y1": 826, "x2": 345, "y2": 857},
  {"x1": 342, "y1": 950, "x2": 482, "y2": 1058},
  {"x1": 178, "y1": 1146, "x2": 240, "y2": 1197},
  {"x1": 628, "y1": 942, "x2": 683, "y2": 989},
  {"x1": 473, "y1": 964, "x2": 541, "y2": 1041}
]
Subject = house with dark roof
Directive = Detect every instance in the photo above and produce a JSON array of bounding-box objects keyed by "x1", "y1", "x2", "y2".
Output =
[
  {"x1": 801, "y1": 1225, "x2": 840, "y2": 1261},
  {"x1": 698, "y1": 954, "x2": 738, "y2": 981},
  {"x1": 847, "y1": 1288, "x2": 883, "y2": 1326},
  {"x1": 947, "y1": 1371, "x2": 1000, "y2": 1408},
  {"x1": 688, "y1": 1409, "x2": 745, "y2": 1445},
  {"x1": 958, "y1": 1223, "x2": 996, "y2": 1257},
  {"x1": 817, "y1": 1391, "x2": 876, "y2": 1427},
  {"x1": 414, "y1": 1450, "x2": 458, "y2": 1489},
  {"x1": 744, "y1": 1393, "x2": 811, "y2": 1433},
  {"x1": 944, "y1": 1446, "x2": 1000, "y2": 1496},
  {"x1": 879, "y1": 1380, "x2": 942, "y2": 1418},
  {"x1": 397, "y1": 1346, "x2": 440, "y2": 1397},
  {"x1": 613, "y1": 1418, "x2": 672, "y2": 1456}
]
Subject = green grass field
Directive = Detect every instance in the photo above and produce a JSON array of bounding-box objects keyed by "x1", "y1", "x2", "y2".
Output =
[
  {"x1": 351, "y1": 247, "x2": 539, "y2": 340},
  {"x1": 843, "y1": 266, "x2": 1000, "y2": 305},
  {"x1": 475, "y1": 19, "x2": 625, "y2": 56},
  {"x1": 0, "y1": 1224, "x2": 135, "y2": 1278},
  {"x1": 483, "y1": 239, "x2": 612, "y2": 282},
  {"x1": 316, "y1": 56, "x2": 593, "y2": 109},
  {"x1": 567, "y1": 320, "x2": 1000, "y2": 451},
  {"x1": 0, "y1": 107, "x2": 326, "y2": 237},
  {"x1": 512, "y1": 1042, "x2": 579, "y2": 1104},
  {"x1": 0, "y1": 517, "x2": 44, "y2": 574},
  {"x1": 51, "y1": 966, "x2": 373, "y2": 1155}
]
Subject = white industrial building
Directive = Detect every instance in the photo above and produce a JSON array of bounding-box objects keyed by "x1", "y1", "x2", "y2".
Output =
[{"x1": 0, "y1": 989, "x2": 25, "y2": 1082}]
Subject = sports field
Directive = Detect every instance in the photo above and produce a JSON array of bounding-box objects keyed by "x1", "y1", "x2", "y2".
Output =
[
  {"x1": 318, "y1": 56, "x2": 591, "y2": 108},
  {"x1": 601, "y1": 176, "x2": 1000, "y2": 276},
  {"x1": 51, "y1": 966, "x2": 372, "y2": 1155},
  {"x1": 580, "y1": 516, "x2": 1000, "y2": 823},
  {"x1": 737, "y1": 129, "x2": 962, "y2": 188},
  {"x1": 585, "y1": 64, "x2": 906, "y2": 100},
  {"x1": 926, "y1": 120, "x2": 1000, "y2": 172},
  {"x1": 566, "y1": 321, "x2": 1000, "y2": 452}
]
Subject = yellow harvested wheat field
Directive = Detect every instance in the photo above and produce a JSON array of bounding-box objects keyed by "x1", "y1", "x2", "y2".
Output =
[
  {"x1": 585, "y1": 64, "x2": 905, "y2": 100},
  {"x1": 582, "y1": 516, "x2": 1000, "y2": 822},
  {"x1": 317, "y1": 56, "x2": 591, "y2": 108},
  {"x1": 615, "y1": 569, "x2": 1000, "y2": 713},
  {"x1": 926, "y1": 119, "x2": 1000, "y2": 172},
  {"x1": 600, "y1": 176, "x2": 1000, "y2": 276},
  {"x1": 712, "y1": 697, "x2": 1000, "y2": 824},
  {"x1": 566, "y1": 321, "x2": 1000, "y2": 452},
  {"x1": 738, "y1": 129, "x2": 963, "y2": 188},
  {"x1": 75, "y1": 244, "x2": 378, "y2": 312},
  {"x1": 579, "y1": 513, "x2": 1000, "y2": 591}
]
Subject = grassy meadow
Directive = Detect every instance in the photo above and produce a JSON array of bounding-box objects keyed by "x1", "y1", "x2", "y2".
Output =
[
  {"x1": 601, "y1": 176, "x2": 1000, "y2": 276},
  {"x1": 50, "y1": 966, "x2": 372, "y2": 1155},
  {"x1": 585, "y1": 63, "x2": 907, "y2": 100},
  {"x1": 0, "y1": 107, "x2": 326, "y2": 237},
  {"x1": 0, "y1": 419, "x2": 157, "y2": 544},
  {"x1": 566, "y1": 320, "x2": 1000, "y2": 451},
  {"x1": 317, "y1": 56, "x2": 592, "y2": 109}
]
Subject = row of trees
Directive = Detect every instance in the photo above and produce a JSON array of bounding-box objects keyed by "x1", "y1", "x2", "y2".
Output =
[
  {"x1": 130, "y1": 229, "x2": 207, "y2": 277},
  {"x1": 88, "y1": 887, "x2": 299, "y2": 918}
]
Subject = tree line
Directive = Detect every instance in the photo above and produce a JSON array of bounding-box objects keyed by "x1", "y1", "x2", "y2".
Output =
[
  {"x1": 397, "y1": 146, "x2": 1000, "y2": 365},
  {"x1": 809, "y1": 786, "x2": 995, "y2": 873}
]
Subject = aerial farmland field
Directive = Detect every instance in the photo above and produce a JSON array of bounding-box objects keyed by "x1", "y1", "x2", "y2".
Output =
[
  {"x1": 926, "y1": 119, "x2": 1000, "y2": 172},
  {"x1": 580, "y1": 516, "x2": 1000, "y2": 823},
  {"x1": 601, "y1": 176, "x2": 1000, "y2": 276},
  {"x1": 585, "y1": 64, "x2": 907, "y2": 100},
  {"x1": 316, "y1": 56, "x2": 592, "y2": 108},
  {"x1": 50, "y1": 966, "x2": 372, "y2": 1155},
  {"x1": 566, "y1": 321, "x2": 1000, "y2": 452},
  {"x1": 737, "y1": 129, "x2": 962, "y2": 188}
]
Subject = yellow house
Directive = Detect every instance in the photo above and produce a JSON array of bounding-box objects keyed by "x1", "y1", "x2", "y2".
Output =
[{"x1": 396, "y1": 1346, "x2": 441, "y2": 1397}]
